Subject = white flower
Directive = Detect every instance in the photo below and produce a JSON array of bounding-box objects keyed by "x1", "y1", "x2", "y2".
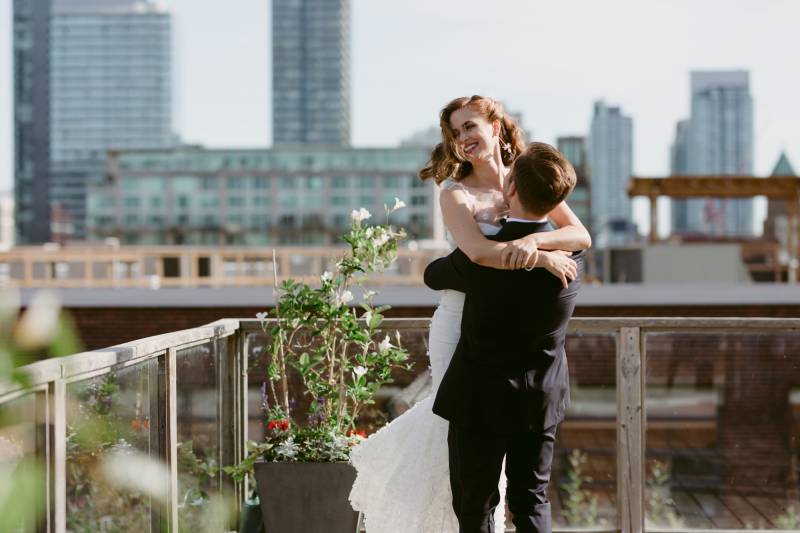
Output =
[
  {"x1": 362, "y1": 310, "x2": 372, "y2": 325},
  {"x1": 353, "y1": 366, "x2": 367, "y2": 379},
  {"x1": 13, "y1": 291, "x2": 61, "y2": 350},
  {"x1": 364, "y1": 227, "x2": 374, "y2": 238},
  {"x1": 320, "y1": 271, "x2": 333, "y2": 283},
  {"x1": 373, "y1": 232, "x2": 390, "y2": 247},
  {"x1": 256, "y1": 311, "x2": 269, "y2": 321},
  {"x1": 331, "y1": 290, "x2": 353, "y2": 307},
  {"x1": 351, "y1": 208, "x2": 371, "y2": 223},
  {"x1": 363, "y1": 290, "x2": 377, "y2": 299},
  {"x1": 102, "y1": 447, "x2": 170, "y2": 503},
  {"x1": 378, "y1": 334, "x2": 392, "y2": 353},
  {"x1": 391, "y1": 197, "x2": 407, "y2": 212}
]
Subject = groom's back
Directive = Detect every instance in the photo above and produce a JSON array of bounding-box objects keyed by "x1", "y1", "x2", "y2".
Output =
[
  {"x1": 429, "y1": 222, "x2": 584, "y2": 433},
  {"x1": 460, "y1": 224, "x2": 583, "y2": 370}
]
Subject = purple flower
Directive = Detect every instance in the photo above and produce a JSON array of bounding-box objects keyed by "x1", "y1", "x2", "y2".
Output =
[{"x1": 260, "y1": 382, "x2": 269, "y2": 411}]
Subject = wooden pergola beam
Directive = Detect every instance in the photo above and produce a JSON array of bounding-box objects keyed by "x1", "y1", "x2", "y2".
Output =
[{"x1": 628, "y1": 175, "x2": 800, "y2": 199}]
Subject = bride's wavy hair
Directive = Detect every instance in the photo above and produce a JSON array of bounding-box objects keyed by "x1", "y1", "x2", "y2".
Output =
[{"x1": 419, "y1": 95, "x2": 527, "y2": 184}]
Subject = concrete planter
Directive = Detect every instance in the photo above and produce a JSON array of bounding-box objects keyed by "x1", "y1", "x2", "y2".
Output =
[{"x1": 253, "y1": 461, "x2": 359, "y2": 532}]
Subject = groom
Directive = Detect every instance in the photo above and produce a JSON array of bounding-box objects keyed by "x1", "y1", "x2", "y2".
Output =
[{"x1": 424, "y1": 142, "x2": 584, "y2": 533}]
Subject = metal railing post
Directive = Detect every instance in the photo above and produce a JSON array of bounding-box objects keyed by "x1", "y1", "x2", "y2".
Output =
[
  {"x1": 52, "y1": 379, "x2": 66, "y2": 533},
  {"x1": 617, "y1": 326, "x2": 645, "y2": 533},
  {"x1": 166, "y1": 347, "x2": 179, "y2": 531}
]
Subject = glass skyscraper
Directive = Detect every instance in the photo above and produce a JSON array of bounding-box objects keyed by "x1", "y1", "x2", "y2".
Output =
[
  {"x1": 588, "y1": 101, "x2": 634, "y2": 247},
  {"x1": 556, "y1": 136, "x2": 591, "y2": 227},
  {"x1": 272, "y1": 0, "x2": 351, "y2": 146},
  {"x1": 671, "y1": 71, "x2": 754, "y2": 236},
  {"x1": 13, "y1": 0, "x2": 173, "y2": 243},
  {"x1": 13, "y1": 0, "x2": 52, "y2": 243}
]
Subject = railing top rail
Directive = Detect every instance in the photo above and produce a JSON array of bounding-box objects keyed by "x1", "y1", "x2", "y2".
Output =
[
  {"x1": 0, "y1": 318, "x2": 240, "y2": 400},
  {"x1": 237, "y1": 316, "x2": 800, "y2": 332}
]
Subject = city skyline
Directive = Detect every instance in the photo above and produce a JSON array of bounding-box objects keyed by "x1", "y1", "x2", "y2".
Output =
[{"x1": 1, "y1": 0, "x2": 799, "y2": 235}]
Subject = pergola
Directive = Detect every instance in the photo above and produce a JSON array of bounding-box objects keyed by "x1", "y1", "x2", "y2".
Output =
[{"x1": 629, "y1": 174, "x2": 799, "y2": 241}]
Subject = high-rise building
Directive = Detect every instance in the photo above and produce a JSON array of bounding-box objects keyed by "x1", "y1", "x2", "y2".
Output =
[
  {"x1": 272, "y1": 0, "x2": 351, "y2": 146},
  {"x1": 88, "y1": 146, "x2": 437, "y2": 246},
  {"x1": 671, "y1": 71, "x2": 754, "y2": 236},
  {"x1": 13, "y1": 0, "x2": 53, "y2": 244},
  {"x1": 669, "y1": 119, "x2": 691, "y2": 230},
  {"x1": 13, "y1": 0, "x2": 173, "y2": 244},
  {"x1": 556, "y1": 136, "x2": 591, "y2": 226},
  {"x1": 587, "y1": 101, "x2": 634, "y2": 247}
]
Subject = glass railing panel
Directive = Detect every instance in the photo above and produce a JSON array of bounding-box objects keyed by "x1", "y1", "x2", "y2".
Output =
[
  {"x1": 176, "y1": 340, "x2": 222, "y2": 531},
  {"x1": 0, "y1": 392, "x2": 40, "y2": 532},
  {"x1": 645, "y1": 331, "x2": 800, "y2": 530},
  {"x1": 65, "y1": 359, "x2": 159, "y2": 532},
  {"x1": 553, "y1": 332, "x2": 618, "y2": 530}
]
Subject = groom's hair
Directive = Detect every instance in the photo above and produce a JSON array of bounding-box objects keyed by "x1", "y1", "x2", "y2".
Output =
[{"x1": 509, "y1": 142, "x2": 576, "y2": 216}]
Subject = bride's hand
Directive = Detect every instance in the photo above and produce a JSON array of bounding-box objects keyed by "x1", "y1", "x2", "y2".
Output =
[
  {"x1": 501, "y1": 234, "x2": 539, "y2": 270},
  {"x1": 539, "y1": 250, "x2": 577, "y2": 288}
]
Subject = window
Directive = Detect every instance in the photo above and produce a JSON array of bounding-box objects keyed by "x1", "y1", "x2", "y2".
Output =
[
  {"x1": 253, "y1": 176, "x2": 269, "y2": 189},
  {"x1": 331, "y1": 196, "x2": 348, "y2": 207},
  {"x1": 202, "y1": 176, "x2": 218, "y2": 190},
  {"x1": 332, "y1": 176, "x2": 348, "y2": 189},
  {"x1": 228, "y1": 177, "x2": 245, "y2": 189},
  {"x1": 306, "y1": 176, "x2": 324, "y2": 190},
  {"x1": 124, "y1": 196, "x2": 140, "y2": 208},
  {"x1": 411, "y1": 195, "x2": 427, "y2": 206},
  {"x1": 227, "y1": 196, "x2": 245, "y2": 208},
  {"x1": 383, "y1": 176, "x2": 401, "y2": 188},
  {"x1": 177, "y1": 196, "x2": 190, "y2": 209}
]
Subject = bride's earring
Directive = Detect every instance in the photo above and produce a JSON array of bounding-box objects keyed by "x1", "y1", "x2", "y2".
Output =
[{"x1": 503, "y1": 142, "x2": 512, "y2": 156}]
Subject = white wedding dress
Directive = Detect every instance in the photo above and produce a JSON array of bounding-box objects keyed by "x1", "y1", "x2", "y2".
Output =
[{"x1": 349, "y1": 180, "x2": 510, "y2": 532}]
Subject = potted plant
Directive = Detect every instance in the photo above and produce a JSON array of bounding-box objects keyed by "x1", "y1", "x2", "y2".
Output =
[{"x1": 225, "y1": 200, "x2": 413, "y2": 533}]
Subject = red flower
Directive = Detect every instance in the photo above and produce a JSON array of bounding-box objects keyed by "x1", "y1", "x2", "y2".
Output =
[
  {"x1": 268, "y1": 419, "x2": 290, "y2": 432},
  {"x1": 131, "y1": 418, "x2": 150, "y2": 431},
  {"x1": 347, "y1": 428, "x2": 368, "y2": 438}
]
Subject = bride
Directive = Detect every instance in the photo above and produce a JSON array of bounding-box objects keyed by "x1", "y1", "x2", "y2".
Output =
[{"x1": 349, "y1": 95, "x2": 591, "y2": 532}]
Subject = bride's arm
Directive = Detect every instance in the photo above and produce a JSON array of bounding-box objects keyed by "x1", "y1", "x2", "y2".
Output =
[
  {"x1": 440, "y1": 188, "x2": 508, "y2": 269},
  {"x1": 501, "y1": 201, "x2": 591, "y2": 269}
]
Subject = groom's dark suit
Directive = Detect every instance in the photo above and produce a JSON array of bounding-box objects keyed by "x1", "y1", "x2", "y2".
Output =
[{"x1": 424, "y1": 220, "x2": 584, "y2": 533}]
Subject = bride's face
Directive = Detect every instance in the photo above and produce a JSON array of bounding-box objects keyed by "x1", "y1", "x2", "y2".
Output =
[{"x1": 449, "y1": 107, "x2": 499, "y2": 163}]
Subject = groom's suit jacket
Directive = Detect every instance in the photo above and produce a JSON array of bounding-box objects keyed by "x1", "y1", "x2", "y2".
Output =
[{"x1": 425, "y1": 220, "x2": 584, "y2": 434}]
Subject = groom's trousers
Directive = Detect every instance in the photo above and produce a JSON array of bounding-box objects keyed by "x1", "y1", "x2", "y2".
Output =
[{"x1": 447, "y1": 422, "x2": 557, "y2": 533}]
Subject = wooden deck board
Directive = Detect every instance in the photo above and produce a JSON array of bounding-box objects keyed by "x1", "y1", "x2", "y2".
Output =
[
  {"x1": 718, "y1": 494, "x2": 770, "y2": 528},
  {"x1": 672, "y1": 490, "x2": 714, "y2": 528},
  {"x1": 693, "y1": 492, "x2": 744, "y2": 529}
]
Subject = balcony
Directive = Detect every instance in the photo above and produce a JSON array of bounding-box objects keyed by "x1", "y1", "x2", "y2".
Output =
[{"x1": 2, "y1": 317, "x2": 800, "y2": 532}]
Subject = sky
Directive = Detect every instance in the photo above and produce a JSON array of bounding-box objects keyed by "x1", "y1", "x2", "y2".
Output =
[{"x1": 1, "y1": 0, "x2": 799, "y2": 234}]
